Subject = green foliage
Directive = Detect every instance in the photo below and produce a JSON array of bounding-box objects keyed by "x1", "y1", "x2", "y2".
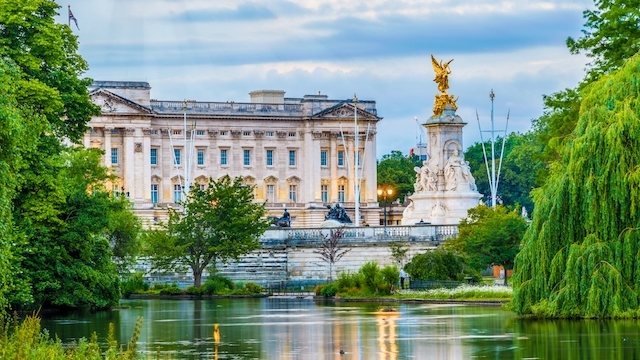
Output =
[
  {"x1": 158, "y1": 284, "x2": 182, "y2": 295},
  {"x1": 318, "y1": 283, "x2": 339, "y2": 297},
  {"x1": 241, "y1": 282, "x2": 263, "y2": 294},
  {"x1": 566, "y1": 0, "x2": 640, "y2": 83},
  {"x1": 446, "y1": 205, "x2": 528, "y2": 275},
  {"x1": 405, "y1": 248, "x2": 479, "y2": 281},
  {"x1": 512, "y1": 53, "x2": 640, "y2": 318},
  {"x1": 145, "y1": 175, "x2": 271, "y2": 287},
  {"x1": 0, "y1": 314, "x2": 143, "y2": 359},
  {"x1": 120, "y1": 273, "x2": 150, "y2": 298},
  {"x1": 377, "y1": 150, "x2": 420, "y2": 201},
  {"x1": 464, "y1": 132, "x2": 545, "y2": 211},
  {"x1": 380, "y1": 265, "x2": 400, "y2": 290},
  {"x1": 185, "y1": 286, "x2": 205, "y2": 296},
  {"x1": 203, "y1": 276, "x2": 236, "y2": 295},
  {"x1": 388, "y1": 241, "x2": 410, "y2": 265},
  {"x1": 360, "y1": 261, "x2": 381, "y2": 293}
]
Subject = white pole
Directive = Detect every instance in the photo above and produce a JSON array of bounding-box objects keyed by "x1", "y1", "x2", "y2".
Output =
[
  {"x1": 490, "y1": 90, "x2": 496, "y2": 209},
  {"x1": 183, "y1": 100, "x2": 189, "y2": 200},
  {"x1": 354, "y1": 94, "x2": 359, "y2": 227}
]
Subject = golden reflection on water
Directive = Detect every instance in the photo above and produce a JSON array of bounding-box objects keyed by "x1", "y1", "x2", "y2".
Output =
[{"x1": 376, "y1": 311, "x2": 399, "y2": 360}]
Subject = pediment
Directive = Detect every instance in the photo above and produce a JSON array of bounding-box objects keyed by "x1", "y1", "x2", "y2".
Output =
[
  {"x1": 312, "y1": 103, "x2": 379, "y2": 121},
  {"x1": 194, "y1": 175, "x2": 208, "y2": 183},
  {"x1": 90, "y1": 89, "x2": 154, "y2": 115}
]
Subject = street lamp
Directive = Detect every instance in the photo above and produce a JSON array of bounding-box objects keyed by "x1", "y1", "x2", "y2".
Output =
[{"x1": 377, "y1": 188, "x2": 393, "y2": 231}]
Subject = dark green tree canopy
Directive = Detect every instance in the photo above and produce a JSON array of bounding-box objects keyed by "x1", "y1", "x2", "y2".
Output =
[
  {"x1": 404, "y1": 248, "x2": 480, "y2": 282},
  {"x1": 446, "y1": 205, "x2": 528, "y2": 275},
  {"x1": 512, "y1": 53, "x2": 640, "y2": 318},
  {"x1": 145, "y1": 176, "x2": 271, "y2": 287},
  {"x1": 377, "y1": 150, "x2": 421, "y2": 202}
]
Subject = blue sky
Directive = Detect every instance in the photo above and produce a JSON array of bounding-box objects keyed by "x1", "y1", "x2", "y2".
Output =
[{"x1": 58, "y1": 0, "x2": 592, "y2": 158}]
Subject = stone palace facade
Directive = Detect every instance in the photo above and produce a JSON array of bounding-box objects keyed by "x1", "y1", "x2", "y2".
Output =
[{"x1": 84, "y1": 81, "x2": 382, "y2": 227}]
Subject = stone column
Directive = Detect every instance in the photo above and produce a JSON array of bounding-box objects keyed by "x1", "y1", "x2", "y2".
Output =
[
  {"x1": 123, "y1": 127, "x2": 136, "y2": 199},
  {"x1": 103, "y1": 127, "x2": 113, "y2": 168},
  {"x1": 330, "y1": 133, "x2": 338, "y2": 203},
  {"x1": 365, "y1": 131, "x2": 377, "y2": 202},
  {"x1": 142, "y1": 128, "x2": 152, "y2": 202}
]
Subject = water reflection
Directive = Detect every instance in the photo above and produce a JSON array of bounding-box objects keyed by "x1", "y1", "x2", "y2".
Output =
[{"x1": 38, "y1": 298, "x2": 640, "y2": 359}]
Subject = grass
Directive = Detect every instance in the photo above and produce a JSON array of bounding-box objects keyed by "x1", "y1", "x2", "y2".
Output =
[{"x1": 394, "y1": 285, "x2": 512, "y2": 301}]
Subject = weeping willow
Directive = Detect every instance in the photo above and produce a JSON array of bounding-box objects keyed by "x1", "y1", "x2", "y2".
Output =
[{"x1": 512, "y1": 53, "x2": 640, "y2": 318}]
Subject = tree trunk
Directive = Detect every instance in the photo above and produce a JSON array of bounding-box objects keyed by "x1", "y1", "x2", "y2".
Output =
[{"x1": 193, "y1": 268, "x2": 203, "y2": 287}]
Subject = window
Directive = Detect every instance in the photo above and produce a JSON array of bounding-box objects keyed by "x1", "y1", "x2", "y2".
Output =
[
  {"x1": 266, "y1": 185, "x2": 275, "y2": 202},
  {"x1": 220, "y1": 131, "x2": 228, "y2": 136},
  {"x1": 151, "y1": 129, "x2": 158, "y2": 135},
  {"x1": 243, "y1": 131, "x2": 251, "y2": 136},
  {"x1": 196, "y1": 130, "x2": 205, "y2": 136},
  {"x1": 111, "y1": 128, "x2": 118, "y2": 134},
  {"x1": 197, "y1": 149, "x2": 205, "y2": 166},
  {"x1": 220, "y1": 149, "x2": 228, "y2": 165},
  {"x1": 321, "y1": 185, "x2": 328, "y2": 203},
  {"x1": 199, "y1": 184, "x2": 206, "y2": 191},
  {"x1": 266, "y1": 131, "x2": 274, "y2": 137},
  {"x1": 289, "y1": 150, "x2": 296, "y2": 166},
  {"x1": 266, "y1": 149, "x2": 274, "y2": 166},
  {"x1": 338, "y1": 185, "x2": 345, "y2": 202},
  {"x1": 289, "y1": 185, "x2": 297, "y2": 203},
  {"x1": 320, "y1": 150, "x2": 328, "y2": 167},
  {"x1": 151, "y1": 184, "x2": 158, "y2": 203},
  {"x1": 288, "y1": 132, "x2": 295, "y2": 137},
  {"x1": 243, "y1": 149, "x2": 251, "y2": 166},
  {"x1": 338, "y1": 150, "x2": 345, "y2": 166},
  {"x1": 174, "y1": 184, "x2": 182, "y2": 203},
  {"x1": 111, "y1": 148, "x2": 118, "y2": 164},
  {"x1": 173, "y1": 130, "x2": 181, "y2": 135},
  {"x1": 174, "y1": 149, "x2": 181, "y2": 165},
  {"x1": 357, "y1": 151, "x2": 362, "y2": 166},
  {"x1": 150, "y1": 148, "x2": 157, "y2": 165},
  {"x1": 112, "y1": 185, "x2": 119, "y2": 196}
]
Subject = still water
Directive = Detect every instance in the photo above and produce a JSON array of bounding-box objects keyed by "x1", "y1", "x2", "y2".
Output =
[{"x1": 40, "y1": 298, "x2": 640, "y2": 359}]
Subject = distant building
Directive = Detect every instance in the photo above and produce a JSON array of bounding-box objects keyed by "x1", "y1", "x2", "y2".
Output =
[{"x1": 85, "y1": 81, "x2": 382, "y2": 227}]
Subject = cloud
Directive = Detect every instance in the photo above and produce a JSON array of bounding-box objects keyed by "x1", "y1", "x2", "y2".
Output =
[{"x1": 170, "y1": 4, "x2": 278, "y2": 22}]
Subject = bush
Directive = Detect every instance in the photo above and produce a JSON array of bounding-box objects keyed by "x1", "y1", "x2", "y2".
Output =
[
  {"x1": 381, "y1": 265, "x2": 399, "y2": 290},
  {"x1": 158, "y1": 284, "x2": 182, "y2": 295},
  {"x1": 185, "y1": 286, "x2": 204, "y2": 296},
  {"x1": 241, "y1": 282, "x2": 263, "y2": 294},
  {"x1": 320, "y1": 283, "x2": 339, "y2": 297},
  {"x1": 120, "y1": 272, "x2": 149, "y2": 297},
  {"x1": 405, "y1": 248, "x2": 480, "y2": 281},
  {"x1": 360, "y1": 261, "x2": 381, "y2": 293},
  {"x1": 204, "y1": 276, "x2": 235, "y2": 295}
]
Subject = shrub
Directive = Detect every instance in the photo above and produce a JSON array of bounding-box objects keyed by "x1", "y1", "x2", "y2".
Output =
[
  {"x1": 242, "y1": 282, "x2": 263, "y2": 294},
  {"x1": 360, "y1": 261, "x2": 381, "y2": 293},
  {"x1": 405, "y1": 248, "x2": 480, "y2": 281},
  {"x1": 204, "y1": 276, "x2": 236, "y2": 295},
  {"x1": 381, "y1": 265, "x2": 399, "y2": 290},
  {"x1": 120, "y1": 272, "x2": 149, "y2": 297},
  {"x1": 159, "y1": 284, "x2": 182, "y2": 295},
  {"x1": 185, "y1": 286, "x2": 204, "y2": 296},
  {"x1": 320, "y1": 283, "x2": 339, "y2": 297}
]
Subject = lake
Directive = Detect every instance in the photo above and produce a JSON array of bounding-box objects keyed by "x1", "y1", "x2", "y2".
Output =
[{"x1": 40, "y1": 298, "x2": 640, "y2": 359}]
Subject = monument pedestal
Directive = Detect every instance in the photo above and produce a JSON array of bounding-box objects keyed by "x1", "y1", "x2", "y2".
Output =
[{"x1": 402, "y1": 190, "x2": 482, "y2": 225}]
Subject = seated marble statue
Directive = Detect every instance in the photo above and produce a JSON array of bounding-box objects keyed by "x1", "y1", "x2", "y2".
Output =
[{"x1": 444, "y1": 150, "x2": 464, "y2": 191}]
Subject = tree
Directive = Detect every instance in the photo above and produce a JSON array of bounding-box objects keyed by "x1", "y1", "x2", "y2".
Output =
[
  {"x1": 145, "y1": 176, "x2": 271, "y2": 287},
  {"x1": 512, "y1": 53, "x2": 640, "y2": 318},
  {"x1": 566, "y1": 0, "x2": 640, "y2": 83},
  {"x1": 465, "y1": 133, "x2": 545, "y2": 212},
  {"x1": 404, "y1": 248, "x2": 479, "y2": 282},
  {"x1": 388, "y1": 241, "x2": 409, "y2": 266},
  {"x1": 445, "y1": 205, "x2": 528, "y2": 284},
  {"x1": 377, "y1": 150, "x2": 421, "y2": 202},
  {"x1": 313, "y1": 227, "x2": 351, "y2": 281}
]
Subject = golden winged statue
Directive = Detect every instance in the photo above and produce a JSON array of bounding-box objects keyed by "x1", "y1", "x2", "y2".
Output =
[{"x1": 431, "y1": 55, "x2": 453, "y2": 94}]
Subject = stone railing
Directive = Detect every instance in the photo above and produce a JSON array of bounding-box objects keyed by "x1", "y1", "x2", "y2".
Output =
[
  {"x1": 260, "y1": 224, "x2": 458, "y2": 247},
  {"x1": 151, "y1": 100, "x2": 303, "y2": 116}
]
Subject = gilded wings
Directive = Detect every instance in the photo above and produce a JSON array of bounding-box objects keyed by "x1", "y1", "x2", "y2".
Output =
[{"x1": 431, "y1": 55, "x2": 453, "y2": 94}]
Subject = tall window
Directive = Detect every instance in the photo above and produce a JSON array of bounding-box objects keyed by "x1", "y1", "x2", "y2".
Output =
[
  {"x1": 338, "y1": 150, "x2": 344, "y2": 167},
  {"x1": 220, "y1": 149, "x2": 228, "y2": 165},
  {"x1": 289, "y1": 150, "x2": 296, "y2": 166},
  {"x1": 111, "y1": 148, "x2": 118, "y2": 165},
  {"x1": 197, "y1": 149, "x2": 205, "y2": 166},
  {"x1": 320, "y1": 150, "x2": 328, "y2": 167},
  {"x1": 321, "y1": 185, "x2": 328, "y2": 203},
  {"x1": 338, "y1": 185, "x2": 345, "y2": 202},
  {"x1": 357, "y1": 151, "x2": 362, "y2": 166},
  {"x1": 174, "y1": 149, "x2": 181, "y2": 165},
  {"x1": 266, "y1": 184, "x2": 275, "y2": 202},
  {"x1": 289, "y1": 185, "x2": 297, "y2": 203},
  {"x1": 150, "y1": 148, "x2": 157, "y2": 165},
  {"x1": 266, "y1": 149, "x2": 274, "y2": 166},
  {"x1": 173, "y1": 184, "x2": 182, "y2": 203},
  {"x1": 151, "y1": 184, "x2": 158, "y2": 204},
  {"x1": 244, "y1": 149, "x2": 251, "y2": 166}
]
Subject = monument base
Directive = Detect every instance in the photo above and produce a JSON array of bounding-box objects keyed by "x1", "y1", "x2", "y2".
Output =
[{"x1": 401, "y1": 191, "x2": 482, "y2": 225}]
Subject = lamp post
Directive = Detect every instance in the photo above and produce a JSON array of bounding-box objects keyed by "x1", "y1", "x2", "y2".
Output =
[{"x1": 377, "y1": 188, "x2": 393, "y2": 232}]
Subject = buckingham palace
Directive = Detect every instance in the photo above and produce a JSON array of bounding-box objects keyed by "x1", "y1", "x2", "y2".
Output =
[{"x1": 84, "y1": 81, "x2": 383, "y2": 227}]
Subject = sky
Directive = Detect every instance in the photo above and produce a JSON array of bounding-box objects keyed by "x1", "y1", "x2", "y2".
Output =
[{"x1": 57, "y1": 0, "x2": 593, "y2": 159}]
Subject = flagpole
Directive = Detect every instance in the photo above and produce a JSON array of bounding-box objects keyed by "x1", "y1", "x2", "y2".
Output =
[
  {"x1": 353, "y1": 94, "x2": 359, "y2": 227},
  {"x1": 68, "y1": 5, "x2": 70, "y2": 27}
]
